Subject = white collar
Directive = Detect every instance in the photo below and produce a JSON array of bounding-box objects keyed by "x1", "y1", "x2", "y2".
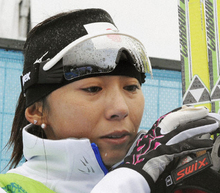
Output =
[{"x1": 8, "y1": 124, "x2": 106, "y2": 193}]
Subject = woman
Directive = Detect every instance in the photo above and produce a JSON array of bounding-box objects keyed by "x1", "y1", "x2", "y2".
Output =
[{"x1": 0, "y1": 8, "x2": 219, "y2": 193}]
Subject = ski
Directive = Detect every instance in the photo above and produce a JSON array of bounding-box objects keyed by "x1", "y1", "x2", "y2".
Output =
[
  {"x1": 207, "y1": 0, "x2": 220, "y2": 114},
  {"x1": 178, "y1": 0, "x2": 212, "y2": 111}
]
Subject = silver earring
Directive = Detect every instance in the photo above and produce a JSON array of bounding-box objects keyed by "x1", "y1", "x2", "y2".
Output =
[
  {"x1": 41, "y1": 123, "x2": 46, "y2": 129},
  {"x1": 34, "y1": 120, "x2": 37, "y2": 125}
]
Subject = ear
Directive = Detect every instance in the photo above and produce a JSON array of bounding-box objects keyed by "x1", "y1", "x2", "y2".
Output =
[{"x1": 25, "y1": 102, "x2": 47, "y2": 125}]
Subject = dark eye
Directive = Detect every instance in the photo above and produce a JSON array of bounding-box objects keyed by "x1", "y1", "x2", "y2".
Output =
[
  {"x1": 82, "y1": 86, "x2": 102, "y2": 93},
  {"x1": 124, "y1": 85, "x2": 140, "y2": 92}
]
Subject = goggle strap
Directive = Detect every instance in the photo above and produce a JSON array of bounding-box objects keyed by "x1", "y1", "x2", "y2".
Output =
[{"x1": 21, "y1": 60, "x2": 63, "y2": 95}]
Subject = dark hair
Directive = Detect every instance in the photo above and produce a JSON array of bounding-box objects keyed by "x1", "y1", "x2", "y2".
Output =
[
  {"x1": 6, "y1": 93, "x2": 47, "y2": 169},
  {"x1": 5, "y1": 12, "x2": 70, "y2": 169}
]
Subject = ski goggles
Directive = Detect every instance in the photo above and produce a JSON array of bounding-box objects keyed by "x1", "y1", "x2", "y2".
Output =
[
  {"x1": 43, "y1": 33, "x2": 152, "y2": 80},
  {"x1": 22, "y1": 32, "x2": 152, "y2": 95}
]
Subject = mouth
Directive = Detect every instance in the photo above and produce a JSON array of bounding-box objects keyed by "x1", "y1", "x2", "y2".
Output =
[{"x1": 100, "y1": 131, "x2": 130, "y2": 145}]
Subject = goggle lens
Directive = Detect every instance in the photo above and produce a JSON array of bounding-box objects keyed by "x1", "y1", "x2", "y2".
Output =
[{"x1": 62, "y1": 34, "x2": 152, "y2": 80}]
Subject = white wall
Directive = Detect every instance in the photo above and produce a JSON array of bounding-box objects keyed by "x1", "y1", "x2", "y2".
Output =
[
  {"x1": 0, "y1": 0, "x2": 20, "y2": 39},
  {"x1": 0, "y1": 0, "x2": 180, "y2": 60},
  {"x1": 30, "y1": 0, "x2": 180, "y2": 60}
]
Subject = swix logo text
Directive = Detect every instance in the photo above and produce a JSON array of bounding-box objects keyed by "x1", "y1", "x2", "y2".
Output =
[
  {"x1": 171, "y1": 153, "x2": 212, "y2": 184},
  {"x1": 176, "y1": 157, "x2": 208, "y2": 181}
]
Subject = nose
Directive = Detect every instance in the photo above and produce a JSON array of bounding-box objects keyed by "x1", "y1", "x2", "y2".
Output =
[{"x1": 105, "y1": 89, "x2": 129, "y2": 121}]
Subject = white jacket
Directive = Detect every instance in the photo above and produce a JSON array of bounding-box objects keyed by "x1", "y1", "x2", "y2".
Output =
[{"x1": 2, "y1": 124, "x2": 150, "y2": 193}]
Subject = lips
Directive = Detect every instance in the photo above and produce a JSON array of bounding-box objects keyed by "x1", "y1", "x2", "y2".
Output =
[
  {"x1": 102, "y1": 131, "x2": 129, "y2": 138},
  {"x1": 106, "y1": 134, "x2": 126, "y2": 139},
  {"x1": 100, "y1": 131, "x2": 130, "y2": 145}
]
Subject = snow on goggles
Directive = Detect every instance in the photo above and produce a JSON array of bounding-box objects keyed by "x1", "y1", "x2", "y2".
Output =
[
  {"x1": 21, "y1": 32, "x2": 152, "y2": 94},
  {"x1": 44, "y1": 33, "x2": 152, "y2": 80}
]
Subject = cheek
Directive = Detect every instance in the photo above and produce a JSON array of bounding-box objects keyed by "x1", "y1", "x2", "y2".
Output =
[
  {"x1": 47, "y1": 98, "x2": 101, "y2": 139},
  {"x1": 131, "y1": 93, "x2": 145, "y2": 125}
]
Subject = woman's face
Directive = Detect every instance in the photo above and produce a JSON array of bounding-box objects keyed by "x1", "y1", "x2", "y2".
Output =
[{"x1": 45, "y1": 75, "x2": 145, "y2": 167}]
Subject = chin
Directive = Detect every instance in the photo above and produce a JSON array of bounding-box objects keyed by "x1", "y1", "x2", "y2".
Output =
[{"x1": 102, "y1": 152, "x2": 126, "y2": 168}]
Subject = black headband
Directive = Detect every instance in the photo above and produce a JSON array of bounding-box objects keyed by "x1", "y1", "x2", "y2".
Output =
[{"x1": 22, "y1": 8, "x2": 150, "y2": 107}]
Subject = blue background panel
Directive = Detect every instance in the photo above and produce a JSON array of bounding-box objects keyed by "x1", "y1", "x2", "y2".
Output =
[
  {"x1": 0, "y1": 49, "x2": 23, "y2": 173},
  {"x1": 140, "y1": 70, "x2": 182, "y2": 130}
]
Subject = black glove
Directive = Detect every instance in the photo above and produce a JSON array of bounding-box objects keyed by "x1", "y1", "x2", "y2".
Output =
[
  {"x1": 118, "y1": 106, "x2": 220, "y2": 192},
  {"x1": 211, "y1": 128, "x2": 220, "y2": 171}
]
